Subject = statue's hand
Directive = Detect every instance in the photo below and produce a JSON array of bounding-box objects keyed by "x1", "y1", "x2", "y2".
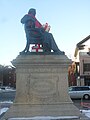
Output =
[{"x1": 40, "y1": 27, "x2": 45, "y2": 33}]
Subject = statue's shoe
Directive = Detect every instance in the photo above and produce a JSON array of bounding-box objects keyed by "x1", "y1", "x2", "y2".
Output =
[{"x1": 54, "y1": 50, "x2": 65, "y2": 55}]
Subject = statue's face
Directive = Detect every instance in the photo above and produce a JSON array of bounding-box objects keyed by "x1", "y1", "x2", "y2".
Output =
[{"x1": 28, "y1": 8, "x2": 36, "y2": 16}]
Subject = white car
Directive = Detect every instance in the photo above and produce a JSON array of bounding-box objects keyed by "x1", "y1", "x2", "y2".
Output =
[
  {"x1": 0, "y1": 86, "x2": 16, "y2": 92},
  {"x1": 69, "y1": 86, "x2": 90, "y2": 100}
]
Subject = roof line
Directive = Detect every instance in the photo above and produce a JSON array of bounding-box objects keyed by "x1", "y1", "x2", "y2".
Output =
[{"x1": 77, "y1": 35, "x2": 90, "y2": 47}]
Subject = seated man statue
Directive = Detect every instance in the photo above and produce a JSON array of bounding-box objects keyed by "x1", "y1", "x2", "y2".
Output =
[{"x1": 20, "y1": 8, "x2": 64, "y2": 54}]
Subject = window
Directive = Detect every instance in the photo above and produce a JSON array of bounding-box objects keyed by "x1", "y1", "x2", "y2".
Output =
[
  {"x1": 75, "y1": 87, "x2": 82, "y2": 91},
  {"x1": 69, "y1": 86, "x2": 90, "y2": 91},
  {"x1": 83, "y1": 63, "x2": 90, "y2": 72},
  {"x1": 80, "y1": 87, "x2": 89, "y2": 90}
]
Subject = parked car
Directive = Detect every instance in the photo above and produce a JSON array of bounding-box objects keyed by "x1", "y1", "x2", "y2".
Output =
[
  {"x1": 0, "y1": 86, "x2": 16, "y2": 92},
  {"x1": 69, "y1": 86, "x2": 90, "y2": 100}
]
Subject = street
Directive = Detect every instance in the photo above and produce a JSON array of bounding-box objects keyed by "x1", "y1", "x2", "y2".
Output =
[
  {"x1": 0, "y1": 91, "x2": 90, "y2": 120},
  {"x1": 0, "y1": 91, "x2": 16, "y2": 101},
  {"x1": 0, "y1": 91, "x2": 90, "y2": 110},
  {"x1": 73, "y1": 99, "x2": 90, "y2": 110}
]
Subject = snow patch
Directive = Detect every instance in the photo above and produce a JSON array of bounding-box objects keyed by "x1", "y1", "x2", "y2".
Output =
[
  {"x1": 0, "y1": 101, "x2": 13, "y2": 104},
  {"x1": 8, "y1": 116, "x2": 79, "y2": 120},
  {"x1": 0, "y1": 107, "x2": 9, "y2": 115},
  {"x1": 80, "y1": 110, "x2": 90, "y2": 118}
]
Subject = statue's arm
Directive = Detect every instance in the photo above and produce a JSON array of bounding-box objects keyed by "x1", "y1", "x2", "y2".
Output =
[{"x1": 21, "y1": 14, "x2": 35, "y2": 24}]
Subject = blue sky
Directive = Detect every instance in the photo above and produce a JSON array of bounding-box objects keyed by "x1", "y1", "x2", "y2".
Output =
[{"x1": 0, "y1": 0, "x2": 90, "y2": 65}]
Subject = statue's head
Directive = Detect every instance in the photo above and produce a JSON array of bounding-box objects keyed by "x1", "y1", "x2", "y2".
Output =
[{"x1": 28, "y1": 8, "x2": 36, "y2": 16}]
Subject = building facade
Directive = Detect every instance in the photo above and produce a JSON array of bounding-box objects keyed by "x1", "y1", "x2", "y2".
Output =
[{"x1": 78, "y1": 52, "x2": 90, "y2": 86}]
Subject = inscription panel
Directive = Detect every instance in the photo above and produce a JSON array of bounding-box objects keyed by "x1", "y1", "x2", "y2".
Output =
[{"x1": 28, "y1": 74, "x2": 59, "y2": 102}]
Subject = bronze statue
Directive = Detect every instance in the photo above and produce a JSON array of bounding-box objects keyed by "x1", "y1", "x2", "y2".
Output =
[{"x1": 20, "y1": 8, "x2": 64, "y2": 54}]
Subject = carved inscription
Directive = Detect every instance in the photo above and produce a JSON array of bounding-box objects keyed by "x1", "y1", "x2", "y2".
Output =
[
  {"x1": 17, "y1": 67, "x2": 66, "y2": 73},
  {"x1": 29, "y1": 74, "x2": 59, "y2": 100}
]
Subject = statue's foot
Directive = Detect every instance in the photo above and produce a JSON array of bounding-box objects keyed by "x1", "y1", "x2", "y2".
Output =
[
  {"x1": 19, "y1": 51, "x2": 25, "y2": 55},
  {"x1": 43, "y1": 48, "x2": 51, "y2": 53},
  {"x1": 54, "y1": 50, "x2": 65, "y2": 55},
  {"x1": 59, "y1": 50, "x2": 65, "y2": 54},
  {"x1": 19, "y1": 50, "x2": 29, "y2": 55}
]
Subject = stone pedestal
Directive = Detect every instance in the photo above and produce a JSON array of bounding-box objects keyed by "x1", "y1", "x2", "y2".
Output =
[{"x1": 1, "y1": 54, "x2": 80, "y2": 120}]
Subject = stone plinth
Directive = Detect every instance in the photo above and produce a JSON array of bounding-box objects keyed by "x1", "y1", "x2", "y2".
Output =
[{"x1": 1, "y1": 54, "x2": 80, "y2": 120}]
